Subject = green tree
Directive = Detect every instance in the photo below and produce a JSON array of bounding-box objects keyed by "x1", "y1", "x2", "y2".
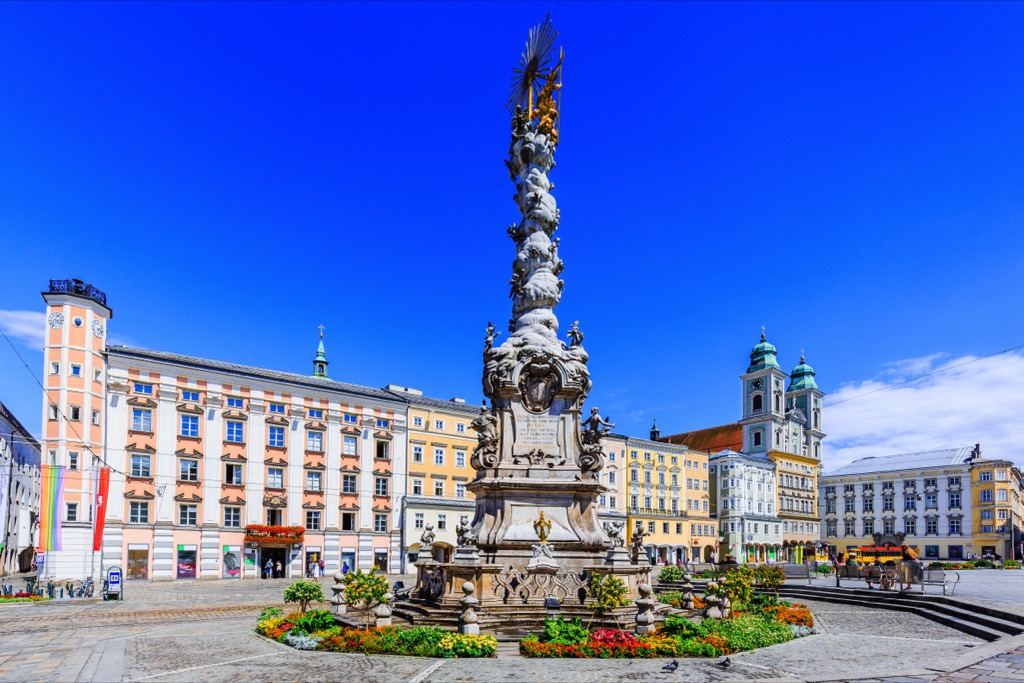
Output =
[
  {"x1": 342, "y1": 568, "x2": 391, "y2": 629},
  {"x1": 283, "y1": 579, "x2": 325, "y2": 614}
]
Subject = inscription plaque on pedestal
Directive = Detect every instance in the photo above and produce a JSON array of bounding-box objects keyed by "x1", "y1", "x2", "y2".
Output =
[{"x1": 514, "y1": 413, "x2": 560, "y2": 453}]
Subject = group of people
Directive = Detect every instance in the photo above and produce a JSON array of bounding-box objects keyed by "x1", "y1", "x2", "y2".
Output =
[
  {"x1": 307, "y1": 558, "x2": 326, "y2": 578},
  {"x1": 263, "y1": 559, "x2": 283, "y2": 579},
  {"x1": 262, "y1": 558, "x2": 353, "y2": 579},
  {"x1": 831, "y1": 544, "x2": 922, "y2": 591}
]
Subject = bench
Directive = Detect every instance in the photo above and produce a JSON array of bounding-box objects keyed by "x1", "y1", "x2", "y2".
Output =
[
  {"x1": 783, "y1": 561, "x2": 833, "y2": 585},
  {"x1": 921, "y1": 568, "x2": 960, "y2": 595}
]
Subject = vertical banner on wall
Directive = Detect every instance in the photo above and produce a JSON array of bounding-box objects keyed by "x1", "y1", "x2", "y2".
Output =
[
  {"x1": 93, "y1": 467, "x2": 111, "y2": 551},
  {"x1": 39, "y1": 465, "x2": 66, "y2": 551}
]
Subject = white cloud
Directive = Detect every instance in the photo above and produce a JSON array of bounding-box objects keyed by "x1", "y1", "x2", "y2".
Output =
[
  {"x1": 826, "y1": 350, "x2": 1024, "y2": 473},
  {"x1": 0, "y1": 310, "x2": 45, "y2": 349}
]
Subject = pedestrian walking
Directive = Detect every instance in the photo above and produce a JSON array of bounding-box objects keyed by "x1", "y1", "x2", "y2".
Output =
[
  {"x1": 319, "y1": 559, "x2": 325, "y2": 576},
  {"x1": 264, "y1": 559, "x2": 273, "y2": 580},
  {"x1": 275, "y1": 560, "x2": 283, "y2": 578},
  {"x1": 341, "y1": 561, "x2": 350, "y2": 574}
]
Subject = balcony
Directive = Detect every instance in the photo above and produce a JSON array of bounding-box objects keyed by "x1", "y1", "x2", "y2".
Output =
[{"x1": 48, "y1": 279, "x2": 107, "y2": 306}]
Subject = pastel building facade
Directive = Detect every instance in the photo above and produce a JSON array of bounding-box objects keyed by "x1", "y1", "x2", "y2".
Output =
[
  {"x1": 390, "y1": 387, "x2": 478, "y2": 571},
  {"x1": 624, "y1": 436, "x2": 712, "y2": 565},
  {"x1": 820, "y1": 447, "x2": 1005, "y2": 561},
  {"x1": 0, "y1": 400, "x2": 41, "y2": 575},
  {"x1": 709, "y1": 449, "x2": 783, "y2": 563},
  {"x1": 100, "y1": 345, "x2": 409, "y2": 581},
  {"x1": 40, "y1": 279, "x2": 111, "y2": 579}
]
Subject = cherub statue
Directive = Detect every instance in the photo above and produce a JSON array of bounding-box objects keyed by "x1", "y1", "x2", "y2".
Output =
[
  {"x1": 484, "y1": 321, "x2": 500, "y2": 351},
  {"x1": 607, "y1": 520, "x2": 625, "y2": 548},
  {"x1": 420, "y1": 523, "x2": 436, "y2": 547},
  {"x1": 567, "y1": 320, "x2": 583, "y2": 347},
  {"x1": 456, "y1": 515, "x2": 477, "y2": 547}
]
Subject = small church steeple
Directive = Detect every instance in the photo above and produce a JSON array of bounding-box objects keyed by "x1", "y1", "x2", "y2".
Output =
[
  {"x1": 312, "y1": 325, "x2": 329, "y2": 378},
  {"x1": 650, "y1": 418, "x2": 660, "y2": 441}
]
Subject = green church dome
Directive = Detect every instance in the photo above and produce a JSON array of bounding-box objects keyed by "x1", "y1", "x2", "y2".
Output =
[
  {"x1": 788, "y1": 355, "x2": 818, "y2": 391},
  {"x1": 746, "y1": 332, "x2": 781, "y2": 373}
]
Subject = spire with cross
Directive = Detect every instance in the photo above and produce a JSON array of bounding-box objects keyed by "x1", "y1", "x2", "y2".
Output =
[{"x1": 312, "y1": 325, "x2": 329, "y2": 378}]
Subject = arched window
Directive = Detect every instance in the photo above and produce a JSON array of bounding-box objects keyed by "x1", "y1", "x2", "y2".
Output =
[
  {"x1": 753, "y1": 431, "x2": 762, "y2": 447},
  {"x1": 813, "y1": 409, "x2": 820, "y2": 429},
  {"x1": 814, "y1": 442, "x2": 821, "y2": 459},
  {"x1": 775, "y1": 429, "x2": 782, "y2": 446},
  {"x1": 752, "y1": 394, "x2": 763, "y2": 414},
  {"x1": 774, "y1": 394, "x2": 781, "y2": 412}
]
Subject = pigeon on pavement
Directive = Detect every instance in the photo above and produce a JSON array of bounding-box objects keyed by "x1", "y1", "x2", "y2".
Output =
[
  {"x1": 716, "y1": 656, "x2": 732, "y2": 669},
  {"x1": 662, "y1": 659, "x2": 679, "y2": 672}
]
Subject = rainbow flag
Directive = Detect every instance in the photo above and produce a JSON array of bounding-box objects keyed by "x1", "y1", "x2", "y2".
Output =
[{"x1": 39, "y1": 465, "x2": 65, "y2": 552}]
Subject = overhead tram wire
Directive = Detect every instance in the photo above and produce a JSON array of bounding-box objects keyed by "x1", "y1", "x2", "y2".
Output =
[{"x1": 823, "y1": 342, "x2": 1024, "y2": 408}]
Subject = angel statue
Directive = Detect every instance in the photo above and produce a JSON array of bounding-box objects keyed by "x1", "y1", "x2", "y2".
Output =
[{"x1": 581, "y1": 407, "x2": 615, "y2": 443}]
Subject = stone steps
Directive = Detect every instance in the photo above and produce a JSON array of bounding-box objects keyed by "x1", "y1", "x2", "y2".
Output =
[{"x1": 775, "y1": 585, "x2": 1023, "y2": 642}]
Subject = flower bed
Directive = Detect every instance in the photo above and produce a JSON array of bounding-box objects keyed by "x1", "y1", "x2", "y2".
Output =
[
  {"x1": 521, "y1": 594, "x2": 815, "y2": 659},
  {"x1": 0, "y1": 595, "x2": 48, "y2": 603},
  {"x1": 255, "y1": 610, "x2": 496, "y2": 658}
]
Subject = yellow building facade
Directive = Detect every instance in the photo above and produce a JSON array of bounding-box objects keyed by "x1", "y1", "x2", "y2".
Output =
[
  {"x1": 969, "y1": 455, "x2": 1024, "y2": 560},
  {"x1": 624, "y1": 437, "x2": 713, "y2": 565},
  {"x1": 768, "y1": 450, "x2": 821, "y2": 562},
  {"x1": 390, "y1": 387, "x2": 479, "y2": 570}
]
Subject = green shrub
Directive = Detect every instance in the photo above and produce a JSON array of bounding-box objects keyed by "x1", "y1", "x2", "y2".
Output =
[
  {"x1": 699, "y1": 613, "x2": 793, "y2": 652},
  {"x1": 753, "y1": 565, "x2": 786, "y2": 594},
  {"x1": 660, "y1": 614, "x2": 699, "y2": 638},
  {"x1": 657, "y1": 591, "x2": 683, "y2": 606},
  {"x1": 676, "y1": 638, "x2": 722, "y2": 657},
  {"x1": 294, "y1": 609, "x2": 335, "y2": 633},
  {"x1": 1004, "y1": 560, "x2": 1020, "y2": 569},
  {"x1": 283, "y1": 579, "x2": 325, "y2": 613},
  {"x1": 973, "y1": 560, "x2": 994, "y2": 569},
  {"x1": 658, "y1": 565, "x2": 685, "y2": 582},
  {"x1": 540, "y1": 617, "x2": 590, "y2": 645}
]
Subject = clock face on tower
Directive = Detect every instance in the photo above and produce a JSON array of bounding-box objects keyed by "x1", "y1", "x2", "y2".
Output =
[
  {"x1": 751, "y1": 378, "x2": 763, "y2": 390},
  {"x1": 91, "y1": 320, "x2": 105, "y2": 338},
  {"x1": 48, "y1": 312, "x2": 64, "y2": 329}
]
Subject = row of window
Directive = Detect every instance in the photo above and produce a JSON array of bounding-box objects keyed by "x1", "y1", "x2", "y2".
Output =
[
  {"x1": 47, "y1": 403, "x2": 101, "y2": 425},
  {"x1": 825, "y1": 490, "x2": 1002, "y2": 514},
  {"x1": 629, "y1": 495, "x2": 709, "y2": 513},
  {"x1": 411, "y1": 446, "x2": 467, "y2": 467},
  {"x1": 411, "y1": 479, "x2": 466, "y2": 498},
  {"x1": 628, "y1": 470, "x2": 707, "y2": 489},
  {"x1": 722, "y1": 478, "x2": 775, "y2": 493},
  {"x1": 131, "y1": 455, "x2": 390, "y2": 495},
  {"x1": 721, "y1": 520, "x2": 781, "y2": 536},
  {"x1": 131, "y1": 410, "x2": 387, "y2": 457},
  {"x1": 129, "y1": 386, "x2": 388, "y2": 429},
  {"x1": 722, "y1": 498, "x2": 775, "y2": 514},
  {"x1": 125, "y1": 501, "x2": 391, "y2": 533},
  {"x1": 826, "y1": 477, "x2": 964, "y2": 496},
  {"x1": 410, "y1": 415, "x2": 467, "y2": 433},
  {"x1": 629, "y1": 451, "x2": 706, "y2": 468},
  {"x1": 828, "y1": 517, "x2": 967, "y2": 536},
  {"x1": 50, "y1": 362, "x2": 102, "y2": 382},
  {"x1": 638, "y1": 521, "x2": 715, "y2": 536}
]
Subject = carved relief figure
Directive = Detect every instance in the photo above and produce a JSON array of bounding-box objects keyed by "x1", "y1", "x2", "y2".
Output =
[
  {"x1": 567, "y1": 320, "x2": 583, "y2": 347},
  {"x1": 456, "y1": 515, "x2": 478, "y2": 547},
  {"x1": 631, "y1": 521, "x2": 647, "y2": 562},
  {"x1": 607, "y1": 520, "x2": 625, "y2": 548},
  {"x1": 420, "y1": 523, "x2": 436, "y2": 547},
  {"x1": 469, "y1": 404, "x2": 500, "y2": 469}
]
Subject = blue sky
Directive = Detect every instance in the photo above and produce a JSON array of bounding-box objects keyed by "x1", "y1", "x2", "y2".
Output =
[{"x1": 2, "y1": 2, "x2": 1023, "y2": 470}]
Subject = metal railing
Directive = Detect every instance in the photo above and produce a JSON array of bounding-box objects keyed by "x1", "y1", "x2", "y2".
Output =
[{"x1": 48, "y1": 279, "x2": 107, "y2": 306}]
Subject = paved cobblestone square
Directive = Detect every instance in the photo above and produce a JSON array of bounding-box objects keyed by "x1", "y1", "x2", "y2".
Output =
[{"x1": 3, "y1": 573, "x2": 1024, "y2": 682}]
